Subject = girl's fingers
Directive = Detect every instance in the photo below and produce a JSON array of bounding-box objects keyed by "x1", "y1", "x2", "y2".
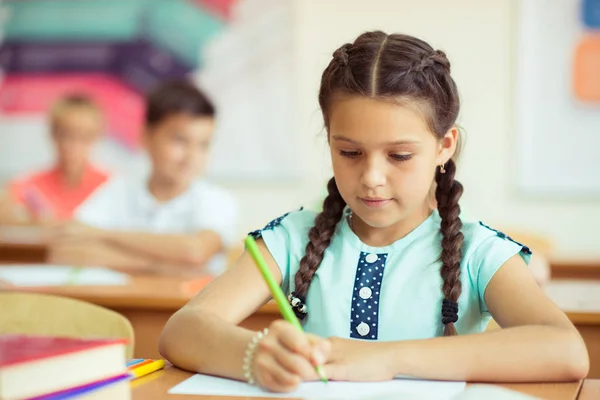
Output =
[
  {"x1": 307, "y1": 334, "x2": 331, "y2": 366},
  {"x1": 270, "y1": 320, "x2": 312, "y2": 357},
  {"x1": 259, "y1": 329, "x2": 313, "y2": 379},
  {"x1": 254, "y1": 353, "x2": 300, "y2": 393},
  {"x1": 271, "y1": 343, "x2": 319, "y2": 380},
  {"x1": 261, "y1": 320, "x2": 330, "y2": 383}
]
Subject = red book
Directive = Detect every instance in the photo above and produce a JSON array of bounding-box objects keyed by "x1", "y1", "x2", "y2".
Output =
[{"x1": 0, "y1": 334, "x2": 127, "y2": 400}]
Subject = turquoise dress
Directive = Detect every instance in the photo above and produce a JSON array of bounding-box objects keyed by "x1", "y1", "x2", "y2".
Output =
[{"x1": 250, "y1": 208, "x2": 531, "y2": 340}]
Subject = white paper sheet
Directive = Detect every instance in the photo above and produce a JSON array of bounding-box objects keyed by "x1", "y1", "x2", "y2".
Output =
[
  {"x1": 168, "y1": 374, "x2": 466, "y2": 399},
  {"x1": 456, "y1": 385, "x2": 539, "y2": 400},
  {"x1": 0, "y1": 266, "x2": 129, "y2": 286}
]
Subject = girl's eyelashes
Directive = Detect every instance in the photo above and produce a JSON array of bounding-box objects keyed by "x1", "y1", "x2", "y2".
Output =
[
  {"x1": 390, "y1": 153, "x2": 412, "y2": 162},
  {"x1": 338, "y1": 150, "x2": 413, "y2": 161},
  {"x1": 339, "y1": 150, "x2": 361, "y2": 158}
]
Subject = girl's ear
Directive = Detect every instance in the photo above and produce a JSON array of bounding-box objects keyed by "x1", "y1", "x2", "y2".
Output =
[{"x1": 436, "y1": 126, "x2": 459, "y2": 165}]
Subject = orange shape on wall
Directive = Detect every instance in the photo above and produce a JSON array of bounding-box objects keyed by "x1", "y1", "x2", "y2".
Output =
[{"x1": 573, "y1": 35, "x2": 600, "y2": 102}]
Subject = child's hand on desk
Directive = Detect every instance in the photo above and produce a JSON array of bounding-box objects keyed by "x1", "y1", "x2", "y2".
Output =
[
  {"x1": 323, "y1": 337, "x2": 396, "y2": 382},
  {"x1": 253, "y1": 320, "x2": 330, "y2": 392},
  {"x1": 0, "y1": 192, "x2": 32, "y2": 225},
  {"x1": 51, "y1": 220, "x2": 106, "y2": 242}
]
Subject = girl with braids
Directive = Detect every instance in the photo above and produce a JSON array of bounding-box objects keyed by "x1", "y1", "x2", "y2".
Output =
[{"x1": 160, "y1": 31, "x2": 588, "y2": 392}]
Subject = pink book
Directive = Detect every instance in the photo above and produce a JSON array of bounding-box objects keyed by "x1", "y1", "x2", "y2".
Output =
[{"x1": 0, "y1": 334, "x2": 127, "y2": 399}]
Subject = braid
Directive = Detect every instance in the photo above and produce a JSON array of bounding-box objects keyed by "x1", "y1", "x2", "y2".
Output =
[
  {"x1": 435, "y1": 159, "x2": 464, "y2": 336},
  {"x1": 293, "y1": 178, "x2": 346, "y2": 312}
]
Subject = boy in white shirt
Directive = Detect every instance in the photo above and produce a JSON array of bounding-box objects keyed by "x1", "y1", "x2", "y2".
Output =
[{"x1": 50, "y1": 80, "x2": 239, "y2": 274}]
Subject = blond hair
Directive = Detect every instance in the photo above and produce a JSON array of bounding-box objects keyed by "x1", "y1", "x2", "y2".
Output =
[{"x1": 49, "y1": 94, "x2": 102, "y2": 126}]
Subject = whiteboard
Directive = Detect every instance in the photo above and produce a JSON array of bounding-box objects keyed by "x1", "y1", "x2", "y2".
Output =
[{"x1": 515, "y1": 0, "x2": 600, "y2": 196}]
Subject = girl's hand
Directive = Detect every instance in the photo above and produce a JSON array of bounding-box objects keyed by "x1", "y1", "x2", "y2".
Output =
[
  {"x1": 324, "y1": 337, "x2": 396, "y2": 382},
  {"x1": 252, "y1": 320, "x2": 330, "y2": 392}
]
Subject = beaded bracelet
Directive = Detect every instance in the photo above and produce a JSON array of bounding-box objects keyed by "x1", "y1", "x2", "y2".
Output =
[{"x1": 242, "y1": 328, "x2": 269, "y2": 385}]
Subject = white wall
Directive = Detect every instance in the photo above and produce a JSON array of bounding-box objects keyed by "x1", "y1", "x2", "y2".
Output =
[{"x1": 221, "y1": 0, "x2": 599, "y2": 258}]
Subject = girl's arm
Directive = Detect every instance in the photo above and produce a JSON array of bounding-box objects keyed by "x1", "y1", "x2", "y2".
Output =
[
  {"x1": 159, "y1": 238, "x2": 329, "y2": 392},
  {"x1": 158, "y1": 239, "x2": 279, "y2": 376},
  {"x1": 326, "y1": 255, "x2": 589, "y2": 382}
]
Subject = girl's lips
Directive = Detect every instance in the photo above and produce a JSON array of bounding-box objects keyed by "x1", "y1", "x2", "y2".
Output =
[{"x1": 360, "y1": 198, "x2": 392, "y2": 208}]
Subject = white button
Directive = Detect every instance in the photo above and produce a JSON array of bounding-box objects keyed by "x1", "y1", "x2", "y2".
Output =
[
  {"x1": 365, "y1": 253, "x2": 378, "y2": 263},
  {"x1": 356, "y1": 322, "x2": 370, "y2": 336},
  {"x1": 359, "y1": 287, "x2": 372, "y2": 300}
]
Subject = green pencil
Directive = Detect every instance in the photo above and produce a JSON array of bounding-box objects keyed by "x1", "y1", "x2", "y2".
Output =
[{"x1": 245, "y1": 235, "x2": 328, "y2": 384}]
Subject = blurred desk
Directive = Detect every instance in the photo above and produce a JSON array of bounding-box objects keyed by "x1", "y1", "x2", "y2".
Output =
[
  {"x1": 546, "y1": 280, "x2": 600, "y2": 379},
  {"x1": 131, "y1": 365, "x2": 587, "y2": 400},
  {"x1": 0, "y1": 226, "x2": 49, "y2": 262},
  {"x1": 1, "y1": 258, "x2": 598, "y2": 376},
  {"x1": 551, "y1": 259, "x2": 600, "y2": 280},
  {"x1": 579, "y1": 379, "x2": 600, "y2": 400},
  {"x1": 0, "y1": 267, "x2": 280, "y2": 359}
]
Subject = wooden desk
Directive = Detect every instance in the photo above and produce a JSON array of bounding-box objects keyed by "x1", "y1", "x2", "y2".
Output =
[
  {"x1": 551, "y1": 259, "x2": 600, "y2": 281},
  {"x1": 1, "y1": 264, "x2": 597, "y2": 375},
  {"x1": 0, "y1": 226, "x2": 49, "y2": 263},
  {"x1": 579, "y1": 379, "x2": 600, "y2": 399},
  {"x1": 545, "y1": 280, "x2": 600, "y2": 379},
  {"x1": 0, "y1": 242, "x2": 47, "y2": 263},
  {"x1": 131, "y1": 366, "x2": 588, "y2": 400},
  {"x1": 0, "y1": 269, "x2": 280, "y2": 359}
]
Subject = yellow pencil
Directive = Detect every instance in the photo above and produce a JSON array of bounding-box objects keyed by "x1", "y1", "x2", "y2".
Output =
[{"x1": 130, "y1": 359, "x2": 166, "y2": 379}]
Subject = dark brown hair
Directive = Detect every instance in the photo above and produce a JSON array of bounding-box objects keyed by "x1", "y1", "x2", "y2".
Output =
[
  {"x1": 296, "y1": 31, "x2": 464, "y2": 336},
  {"x1": 145, "y1": 80, "x2": 215, "y2": 127}
]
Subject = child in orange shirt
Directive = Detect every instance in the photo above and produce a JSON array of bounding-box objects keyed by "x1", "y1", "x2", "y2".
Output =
[{"x1": 0, "y1": 94, "x2": 109, "y2": 224}]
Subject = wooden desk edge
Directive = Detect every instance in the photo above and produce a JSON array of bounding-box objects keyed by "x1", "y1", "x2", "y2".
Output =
[
  {"x1": 0, "y1": 286, "x2": 284, "y2": 314},
  {"x1": 132, "y1": 365, "x2": 586, "y2": 400},
  {"x1": 578, "y1": 379, "x2": 600, "y2": 400},
  {"x1": 564, "y1": 312, "x2": 600, "y2": 325},
  {"x1": 551, "y1": 260, "x2": 600, "y2": 280}
]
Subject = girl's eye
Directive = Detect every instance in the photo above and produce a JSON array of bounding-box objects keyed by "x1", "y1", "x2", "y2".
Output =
[
  {"x1": 390, "y1": 154, "x2": 412, "y2": 162},
  {"x1": 340, "y1": 150, "x2": 361, "y2": 158}
]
